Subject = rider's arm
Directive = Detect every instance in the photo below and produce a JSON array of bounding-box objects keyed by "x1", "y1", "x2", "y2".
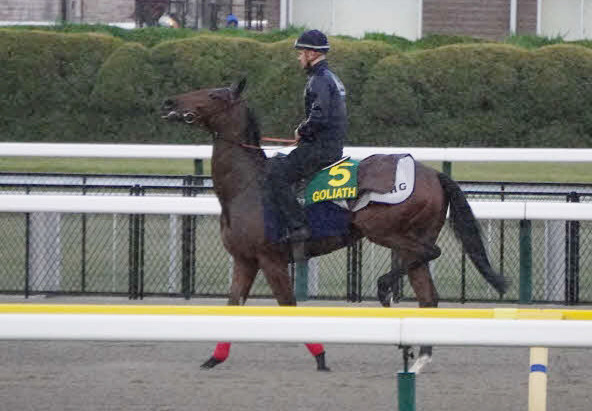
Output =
[{"x1": 297, "y1": 76, "x2": 332, "y2": 140}]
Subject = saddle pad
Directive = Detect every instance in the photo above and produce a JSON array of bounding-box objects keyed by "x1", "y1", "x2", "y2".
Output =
[
  {"x1": 357, "y1": 153, "x2": 411, "y2": 194},
  {"x1": 305, "y1": 160, "x2": 360, "y2": 206},
  {"x1": 263, "y1": 199, "x2": 351, "y2": 242},
  {"x1": 351, "y1": 154, "x2": 415, "y2": 212}
]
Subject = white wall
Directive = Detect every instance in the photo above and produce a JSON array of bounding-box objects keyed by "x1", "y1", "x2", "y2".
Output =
[
  {"x1": 291, "y1": 0, "x2": 333, "y2": 33},
  {"x1": 540, "y1": 0, "x2": 584, "y2": 40},
  {"x1": 585, "y1": 0, "x2": 592, "y2": 38},
  {"x1": 291, "y1": 0, "x2": 420, "y2": 39}
]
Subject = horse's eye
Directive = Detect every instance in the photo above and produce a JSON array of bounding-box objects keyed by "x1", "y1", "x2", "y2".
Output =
[{"x1": 208, "y1": 92, "x2": 219, "y2": 100}]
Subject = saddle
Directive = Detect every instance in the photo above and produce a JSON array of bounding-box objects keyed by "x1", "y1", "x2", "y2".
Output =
[
  {"x1": 265, "y1": 154, "x2": 416, "y2": 243},
  {"x1": 303, "y1": 153, "x2": 415, "y2": 209}
]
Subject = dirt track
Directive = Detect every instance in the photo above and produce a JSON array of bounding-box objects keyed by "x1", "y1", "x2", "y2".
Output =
[{"x1": 1, "y1": 297, "x2": 591, "y2": 411}]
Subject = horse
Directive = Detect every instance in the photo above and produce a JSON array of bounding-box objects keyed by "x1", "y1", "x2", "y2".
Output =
[{"x1": 160, "y1": 78, "x2": 508, "y2": 373}]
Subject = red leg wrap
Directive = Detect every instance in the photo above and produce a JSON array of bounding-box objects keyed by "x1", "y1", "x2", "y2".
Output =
[
  {"x1": 213, "y1": 342, "x2": 231, "y2": 361},
  {"x1": 305, "y1": 343, "x2": 325, "y2": 357}
]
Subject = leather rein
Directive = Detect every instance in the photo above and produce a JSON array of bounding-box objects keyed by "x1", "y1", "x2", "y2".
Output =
[{"x1": 188, "y1": 97, "x2": 297, "y2": 151}]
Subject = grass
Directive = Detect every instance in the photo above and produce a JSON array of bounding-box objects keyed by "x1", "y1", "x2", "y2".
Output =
[
  {"x1": 426, "y1": 161, "x2": 592, "y2": 183},
  {"x1": 0, "y1": 157, "x2": 201, "y2": 175},
  {"x1": 3, "y1": 24, "x2": 588, "y2": 51},
  {"x1": 1, "y1": 157, "x2": 591, "y2": 183}
]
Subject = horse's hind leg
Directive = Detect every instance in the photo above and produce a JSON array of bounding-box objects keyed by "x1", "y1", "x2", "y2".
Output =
[
  {"x1": 201, "y1": 256, "x2": 258, "y2": 369},
  {"x1": 377, "y1": 251, "x2": 405, "y2": 307},
  {"x1": 377, "y1": 269, "x2": 398, "y2": 307},
  {"x1": 259, "y1": 254, "x2": 330, "y2": 371},
  {"x1": 407, "y1": 261, "x2": 439, "y2": 373}
]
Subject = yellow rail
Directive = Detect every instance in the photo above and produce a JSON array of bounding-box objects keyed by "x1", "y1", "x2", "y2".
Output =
[{"x1": 0, "y1": 304, "x2": 591, "y2": 320}]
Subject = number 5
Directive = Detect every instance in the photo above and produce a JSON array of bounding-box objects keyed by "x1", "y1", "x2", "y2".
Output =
[{"x1": 328, "y1": 162, "x2": 354, "y2": 187}]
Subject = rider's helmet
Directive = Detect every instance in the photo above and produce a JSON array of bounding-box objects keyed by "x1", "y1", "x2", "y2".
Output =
[{"x1": 294, "y1": 30, "x2": 330, "y2": 53}]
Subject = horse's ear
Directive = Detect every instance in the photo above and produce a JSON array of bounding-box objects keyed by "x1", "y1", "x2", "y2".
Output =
[{"x1": 231, "y1": 77, "x2": 247, "y2": 97}]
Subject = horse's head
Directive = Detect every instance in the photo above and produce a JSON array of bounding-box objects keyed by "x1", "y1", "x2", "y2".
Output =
[{"x1": 161, "y1": 78, "x2": 247, "y2": 130}]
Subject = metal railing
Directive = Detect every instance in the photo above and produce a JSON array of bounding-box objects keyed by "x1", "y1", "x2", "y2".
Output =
[{"x1": 0, "y1": 172, "x2": 590, "y2": 305}]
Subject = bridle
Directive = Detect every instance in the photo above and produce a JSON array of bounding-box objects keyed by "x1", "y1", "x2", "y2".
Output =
[
  {"x1": 167, "y1": 91, "x2": 297, "y2": 151},
  {"x1": 182, "y1": 92, "x2": 243, "y2": 125}
]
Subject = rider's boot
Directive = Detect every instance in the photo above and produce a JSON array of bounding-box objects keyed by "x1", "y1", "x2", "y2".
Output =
[{"x1": 279, "y1": 225, "x2": 311, "y2": 261}]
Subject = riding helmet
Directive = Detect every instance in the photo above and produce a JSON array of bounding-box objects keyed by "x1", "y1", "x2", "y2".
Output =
[{"x1": 294, "y1": 30, "x2": 330, "y2": 52}]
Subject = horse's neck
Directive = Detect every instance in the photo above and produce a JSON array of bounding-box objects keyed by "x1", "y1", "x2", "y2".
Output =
[{"x1": 211, "y1": 137, "x2": 265, "y2": 207}]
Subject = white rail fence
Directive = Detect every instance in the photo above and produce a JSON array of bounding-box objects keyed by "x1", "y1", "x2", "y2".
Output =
[
  {"x1": 0, "y1": 194, "x2": 591, "y2": 220},
  {"x1": 1, "y1": 143, "x2": 590, "y2": 303},
  {"x1": 0, "y1": 314, "x2": 591, "y2": 347},
  {"x1": 1, "y1": 142, "x2": 591, "y2": 162}
]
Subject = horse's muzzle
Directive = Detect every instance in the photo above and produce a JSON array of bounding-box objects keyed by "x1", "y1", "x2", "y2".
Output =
[{"x1": 161, "y1": 110, "x2": 181, "y2": 121}]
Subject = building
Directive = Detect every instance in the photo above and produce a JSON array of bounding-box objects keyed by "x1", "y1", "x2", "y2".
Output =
[{"x1": 1, "y1": 0, "x2": 590, "y2": 41}]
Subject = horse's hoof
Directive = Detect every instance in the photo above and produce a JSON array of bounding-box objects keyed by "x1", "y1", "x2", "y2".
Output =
[
  {"x1": 377, "y1": 277, "x2": 392, "y2": 307},
  {"x1": 200, "y1": 356, "x2": 224, "y2": 369},
  {"x1": 377, "y1": 289, "x2": 392, "y2": 307},
  {"x1": 315, "y1": 352, "x2": 331, "y2": 372},
  {"x1": 408, "y1": 354, "x2": 432, "y2": 374}
]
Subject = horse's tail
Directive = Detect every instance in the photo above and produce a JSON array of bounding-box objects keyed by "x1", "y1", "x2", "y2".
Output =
[{"x1": 438, "y1": 172, "x2": 508, "y2": 295}]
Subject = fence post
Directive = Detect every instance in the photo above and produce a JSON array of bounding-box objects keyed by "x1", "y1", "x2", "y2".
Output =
[
  {"x1": 24, "y1": 209, "x2": 30, "y2": 298},
  {"x1": 193, "y1": 159, "x2": 204, "y2": 175},
  {"x1": 520, "y1": 219, "x2": 532, "y2": 304},
  {"x1": 139, "y1": 212, "x2": 145, "y2": 300},
  {"x1": 398, "y1": 346, "x2": 416, "y2": 411},
  {"x1": 461, "y1": 246, "x2": 466, "y2": 303},
  {"x1": 528, "y1": 347, "x2": 549, "y2": 411},
  {"x1": 294, "y1": 261, "x2": 308, "y2": 302},
  {"x1": 81, "y1": 179, "x2": 87, "y2": 293},
  {"x1": 128, "y1": 185, "x2": 143, "y2": 300},
  {"x1": 398, "y1": 373, "x2": 416, "y2": 411},
  {"x1": 181, "y1": 176, "x2": 195, "y2": 300},
  {"x1": 347, "y1": 240, "x2": 362, "y2": 302},
  {"x1": 565, "y1": 192, "x2": 580, "y2": 305}
]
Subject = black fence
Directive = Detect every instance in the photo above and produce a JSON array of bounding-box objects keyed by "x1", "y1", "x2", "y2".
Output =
[
  {"x1": 133, "y1": 0, "x2": 268, "y2": 31},
  {"x1": 0, "y1": 172, "x2": 591, "y2": 305}
]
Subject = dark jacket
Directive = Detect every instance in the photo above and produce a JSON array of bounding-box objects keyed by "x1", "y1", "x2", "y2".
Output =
[{"x1": 296, "y1": 60, "x2": 347, "y2": 162}]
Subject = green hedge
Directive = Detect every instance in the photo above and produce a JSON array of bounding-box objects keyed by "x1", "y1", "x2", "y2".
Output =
[
  {"x1": 1, "y1": 29, "x2": 591, "y2": 147},
  {"x1": 362, "y1": 43, "x2": 592, "y2": 146}
]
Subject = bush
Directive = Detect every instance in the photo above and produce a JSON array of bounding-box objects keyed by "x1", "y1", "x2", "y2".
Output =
[
  {"x1": 1, "y1": 29, "x2": 591, "y2": 147},
  {"x1": 151, "y1": 35, "x2": 269, "y2": 95},
  {"x1": 362, "y1": 43, "x2": 592, "y2": 147},
  {"x1": 362, "y1": 32, "x2": 412, "y2": 50},
  {"x1": 0, "y1": 30, "x2": 122, "y2": 141},
  {"x1": 504, "y1": 34, "x2": 564, "y2": 49},
  {"x1": 415, "y1": 33, "x2": 485, "y2": 50},
  {"x1": 91, "y1": 42, "x2": 156, "y2": 113}
]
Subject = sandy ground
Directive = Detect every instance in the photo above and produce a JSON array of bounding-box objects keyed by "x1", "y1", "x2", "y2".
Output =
[{"x1": 0, "y1": 296, "x2": 591, "y2": 411}]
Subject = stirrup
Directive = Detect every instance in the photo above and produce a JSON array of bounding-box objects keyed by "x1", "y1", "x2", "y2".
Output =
[{"x1": 291, "y1": 242, "x2": 307, "y2": 262}]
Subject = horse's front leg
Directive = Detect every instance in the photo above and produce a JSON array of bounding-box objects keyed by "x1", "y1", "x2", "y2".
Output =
[
  {"x1": 201, "y1": 256, "x2": 258, "y2": 369},
  {"x1": 407, "y1": 262, "x2": 438, "y2": 374},
  {"x1": 259, "y1": 253, "x2": 330, "y2": 371}
]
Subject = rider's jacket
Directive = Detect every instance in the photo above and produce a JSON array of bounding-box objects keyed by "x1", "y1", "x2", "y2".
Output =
[{"x1": 296, "y1": 60, "x2": 347, "y2": 160}]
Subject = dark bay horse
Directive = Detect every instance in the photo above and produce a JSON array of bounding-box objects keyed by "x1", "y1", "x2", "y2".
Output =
[{"x1": 161, "y1": 79, "x2": 508, "y2": 373}]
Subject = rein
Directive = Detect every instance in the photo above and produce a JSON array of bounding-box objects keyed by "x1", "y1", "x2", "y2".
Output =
[
  {"x1": 215, "y1": 134, "x2": 297, "y2": 151},
  {"x1": 243, "y1": 137, "x2": 297, "y2": 150},
  {"x1": 182, "y1": 93, "x2": 298, "y2": 151}
]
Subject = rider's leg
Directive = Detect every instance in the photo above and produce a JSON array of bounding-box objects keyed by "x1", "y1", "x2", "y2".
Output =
[{"x1": 266, "y1": 150, "x2": 318, "y2": 242}]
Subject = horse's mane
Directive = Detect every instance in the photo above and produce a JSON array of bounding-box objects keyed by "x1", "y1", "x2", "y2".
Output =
[
  {"x1": 245, "y1": 108, "x2": 266, "y2": 160},
  {"x1": 246, "y1": 108, "x2": 260, "y2": 146}
]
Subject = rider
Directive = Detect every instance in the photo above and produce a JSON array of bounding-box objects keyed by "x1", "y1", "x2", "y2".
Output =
[{"x1": 264, "y1": 29, "x2": 348, "y2": 245}]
